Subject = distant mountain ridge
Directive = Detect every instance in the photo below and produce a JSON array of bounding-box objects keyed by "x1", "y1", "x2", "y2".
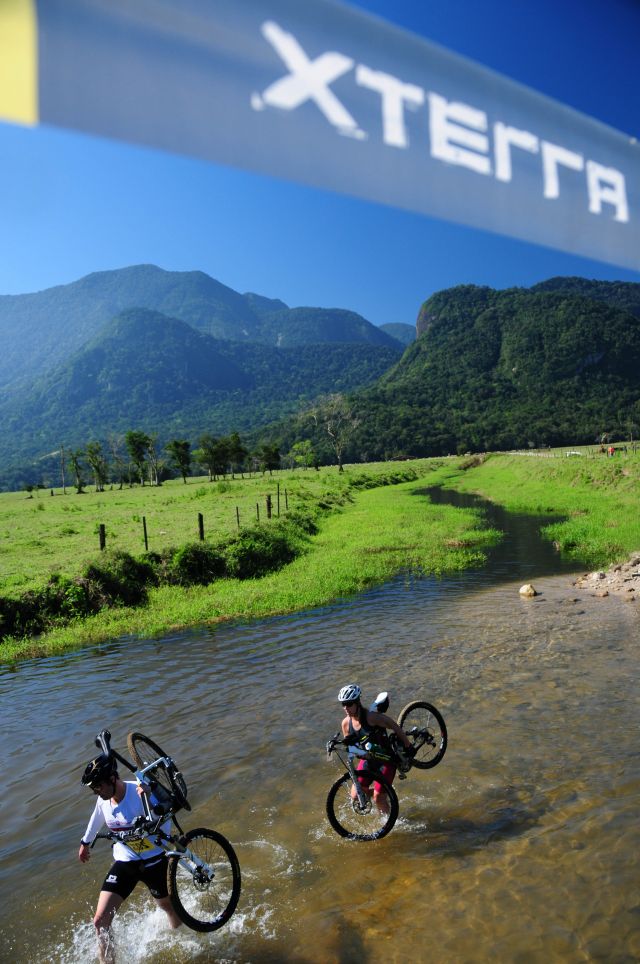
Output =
[
  {"x1": 0, "y1": 264, "x2": 398, "y2": 391},
  {"x1": 2, "y1": 268, "x2": 639, "y2": 490},
  {"x1": 0, "y1": 302, "x2": 402, "y2": 486}
]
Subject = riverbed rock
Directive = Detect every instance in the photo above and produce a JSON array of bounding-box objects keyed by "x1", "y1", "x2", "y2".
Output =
[
  {"x1": 573, "y1": 553, "x2": 640, "y2": 600},
  {"x1": 519, "y1": 584, "x2": 539, "y2": 597}
]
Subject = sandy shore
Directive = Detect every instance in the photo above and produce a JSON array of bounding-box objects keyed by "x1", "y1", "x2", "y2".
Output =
[{"x1": 573, "y1": 552, "x2": 640, "y2": 602}]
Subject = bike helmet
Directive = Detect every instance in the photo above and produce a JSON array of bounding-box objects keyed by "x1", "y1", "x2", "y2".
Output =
[
  {"x1": 81, "y1": 753, "x2": 116, "y2": 787},
  {"x1": 338, "y1": 683, "x2": 361, "y2": 703}
]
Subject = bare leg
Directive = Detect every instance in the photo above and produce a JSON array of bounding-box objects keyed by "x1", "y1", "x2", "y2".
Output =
[
  {"x1": 155, "y1": 895, "x2": 182, "y2": 929},
  {"x1": 373, "y1": 788, "x2": 390, "y2": 815},
  {"x1": 93, "y1": 891, "x2": 123, "y2": 964}
]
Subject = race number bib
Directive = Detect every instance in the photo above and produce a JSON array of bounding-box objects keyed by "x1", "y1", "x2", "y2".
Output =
[{"x1": 125, "y1": 837, "x2": 156, "y2": 855}]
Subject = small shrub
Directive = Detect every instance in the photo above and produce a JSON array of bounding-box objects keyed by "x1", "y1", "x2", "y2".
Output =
[
  {"x1": 222, "y1": 523, "x2": 301, "y2": 579},
  {"x1": 168, "y1": 542, "x2": 227, "y2": 586},
  {"x1": 284, "y1": 508, "x2": 319, "y2": 535},
  {"x1": 82, "y1": 550, "x2": 156, "y2": 607}
]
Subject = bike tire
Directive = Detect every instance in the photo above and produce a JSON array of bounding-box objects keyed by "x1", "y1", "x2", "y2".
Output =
[
  {"x1": 326, "y1": 770, "x2": 398, "y2": 841},
  {"x1": 126, "y1": 732, "x2": 191, "y2": 812},
  {"x1": 398, "y1": 701, "x2": 447, "y2": 770},
  {"x1": 168, "y1": 827, "x2": 241, "y2": 932}
]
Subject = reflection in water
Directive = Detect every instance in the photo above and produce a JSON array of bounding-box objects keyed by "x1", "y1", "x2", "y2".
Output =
[{"x1": 1, "y1": 490, "x2": 639, "y2": 962}]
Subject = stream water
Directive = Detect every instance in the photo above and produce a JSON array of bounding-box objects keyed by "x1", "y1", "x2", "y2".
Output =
[{"x1": 1, "y1": 487, "x2": 638, "y2": 963}]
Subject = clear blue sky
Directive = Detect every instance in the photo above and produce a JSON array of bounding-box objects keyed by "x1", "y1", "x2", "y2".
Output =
[{"x1": 0, "y1": 0, "x2": 638, "y2": 327}]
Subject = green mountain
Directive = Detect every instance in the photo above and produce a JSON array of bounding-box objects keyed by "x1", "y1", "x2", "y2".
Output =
[
  {"x1": 530, "y1": 277, "x2": 640, "y2": 318},
  {"x1": 267, "y1": 281, "x2": 640, "y2": 461},
  {"x1": 0, "y1": 306, "x2": 401, "y2": 487},
  {"x1": 5, "y1": 270, "x2": 639, "y2": 489},
  {"x1": 0, "y1": 264, "x2": 397, "y2": 391},
  {"x1": 379, "y1": 323, "x2": 416, "y2": 347},
  {"x1": 250, "y1": 306, "x2": 394, "y2": 348}
]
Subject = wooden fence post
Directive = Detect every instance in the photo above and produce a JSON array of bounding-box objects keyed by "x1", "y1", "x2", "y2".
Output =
[
  {"x1": 285, "y1": 489, "x2": 289, "y2": 510},
  {"x1": 99, "y1": 524, "x2": 106, "y2": 551},
  {"x1": 142, "y1": 516, "x2": 149, "y2": 551},
  {"x1": 198, "y1": 512, "x2": 204, "y2": 541},
  {"x1": 277, "y1": 483, "x2": 280, "y2": 517},
  {"x1": 256, "y1": 503, "x2": 260, "y2": 522},
  {"x1": 266, "y1": 494, "x2": 272, "y2": 519},
  {"x1": 236, "y1": 506, "x2": 240, "y2": 528}
]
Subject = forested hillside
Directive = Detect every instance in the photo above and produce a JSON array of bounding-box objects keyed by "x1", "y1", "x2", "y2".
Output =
[
  {"x1": 265, "y1": 281, "x2": 640, "y2": 461},
  {"x1": 0, "y1": 307, "x2": 401, "y2": 488},
  {"x1": 3, "y1": 271, "x2": 639, "y2": 489}
]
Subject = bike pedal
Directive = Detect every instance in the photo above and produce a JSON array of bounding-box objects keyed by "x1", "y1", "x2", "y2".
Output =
[{"x1": 398, "y1": 771, "x2": 407, "y2": 780}]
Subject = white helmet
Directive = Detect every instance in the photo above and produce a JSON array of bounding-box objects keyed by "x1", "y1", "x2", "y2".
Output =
[{"x1": 338, "y1": 683, "x2": 361, "y2": 703}]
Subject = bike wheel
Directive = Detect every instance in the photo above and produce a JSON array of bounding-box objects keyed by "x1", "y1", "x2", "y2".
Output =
[
  {"x1": 326, "y1": 770, "x2": 398, "y2": 841},
  {"x1": 398, "y1": 701, "x2": 447, "y2": 769},
  {"x1": 126, "y1": 732, "x2": 191, "y2": 811},
  {"x1": 168, "y1": 827, "x2": 241, "y2": 932}
]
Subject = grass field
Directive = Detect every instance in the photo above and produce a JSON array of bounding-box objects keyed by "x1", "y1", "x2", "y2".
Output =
[
  {"x1": 2, "y1": 449, "x2": 639, "y2": 663},
  {"x1": 0, "y1": 462, "x2": 417, "y2": 596},
  {"x1": 450, "y1": 450, "x2": 640, "y2": 567}
]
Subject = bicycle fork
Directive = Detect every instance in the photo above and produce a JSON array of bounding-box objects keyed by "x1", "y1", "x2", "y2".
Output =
[
  {"x1": 166, "y1": 845, "x2": 215, "y2": 882},
  {"x1": 346, "y1": 755, "x2": 370, "y2": 809}
]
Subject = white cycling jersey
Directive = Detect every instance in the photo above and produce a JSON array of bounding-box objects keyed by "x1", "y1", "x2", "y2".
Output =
[{"x1": 82, "y1": 781, "x2": 170, "y2": 862}]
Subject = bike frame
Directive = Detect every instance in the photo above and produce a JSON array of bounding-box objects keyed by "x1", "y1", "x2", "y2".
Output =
[
  {"x1": 328, "y1": 739, "x2": 398, "y2": 807},
  {"x1": 92, "y1": 731, "x2": 212, "y2": 878}
]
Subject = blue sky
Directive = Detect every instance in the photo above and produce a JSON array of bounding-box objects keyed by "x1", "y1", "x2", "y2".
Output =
[{"x1": 0, "y1": 0, "x2": 638, "y2": 327}]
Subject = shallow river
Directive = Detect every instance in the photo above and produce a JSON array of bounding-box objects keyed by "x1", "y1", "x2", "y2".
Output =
[{"x1": 1, "y1": 489, "x2": 638, "y2": 963}]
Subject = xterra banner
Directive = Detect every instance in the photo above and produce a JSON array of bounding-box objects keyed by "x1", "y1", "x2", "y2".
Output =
[{"x1": 2, "y1": 0, "x2": 638, "y2": 269}]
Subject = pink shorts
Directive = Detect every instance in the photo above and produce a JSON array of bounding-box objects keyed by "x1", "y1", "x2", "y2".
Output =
[{"x1": 356, "y1": 759, "x2": 396, "y2": 794}]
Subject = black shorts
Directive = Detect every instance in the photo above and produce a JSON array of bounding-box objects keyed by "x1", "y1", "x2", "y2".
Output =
[{"x1": 101, "y1": 855, "x2": 168, "y2": 900}]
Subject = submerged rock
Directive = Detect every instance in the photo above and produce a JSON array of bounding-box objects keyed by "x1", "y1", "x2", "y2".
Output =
[{"x1": 519, "y1": 583, "x2": 539, "y2": 597}]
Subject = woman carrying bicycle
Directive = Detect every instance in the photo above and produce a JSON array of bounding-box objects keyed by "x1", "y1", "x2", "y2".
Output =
[
  {"x1": 337, "y1": 683, "x2": 415, "y2": 814},
  {"x1": 78, "y1": 753, "x2": 181, "y2": 963}
]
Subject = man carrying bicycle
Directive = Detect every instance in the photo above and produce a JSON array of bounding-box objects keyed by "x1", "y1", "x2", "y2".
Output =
[
  {"x1": 78, "y1": 753, "x2": 181, "y2": 963},
  {"x1": 338, "y1": 683, "x2": 415, "y2": 814}
]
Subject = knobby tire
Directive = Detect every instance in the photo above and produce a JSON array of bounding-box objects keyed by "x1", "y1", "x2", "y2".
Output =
[
  {"x1": 168, "y1": 827, "x2": 241, "y2": 932},
  {"x1": 398, "y1": 701, "x2": 447, "y2": 769},
  {"x1": 326, "y1": 770, "x2": 398, "y2": 841}
]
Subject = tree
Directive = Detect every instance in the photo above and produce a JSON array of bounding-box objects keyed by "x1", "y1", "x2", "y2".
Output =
[
  {"x1": 85, "y1": 441, "x2": 109, "y2": 491},
  {"x1": 256, "y1": 442, "x2": 281, "y2": 475},
  {"x1": 194, "y1": 434, "x2": 218, "y2": 481},
  {"x1": 68, "y1": 449, "x2": 86, "y2": 494},
  {"x1": 125, "y1": 430, "x2": 151, "y2": 485},
  {"x1": 108, "y1": 434, "x2": 127, "y2": 489},
  {"x1": 146, "y1": 434, "x2": 163, "y2": 486},
  {"x1": 311, "y1": 394, "x2": 359, "y2": 472},
  {"x1": 227, "y1": 432, "x2": 248, "y2": 478},
  {"x1": 166, "y1": 439, "x2": 192, "y2": 483},
  {"x1": 288, "y1": 439, "x2": 316, "y2": 469}
]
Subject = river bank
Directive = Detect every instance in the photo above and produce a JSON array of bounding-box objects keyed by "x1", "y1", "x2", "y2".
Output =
[
  {"x1": 3, "y1": 451, "x2": 640, "y2": 663},
  {"x1": 574, "y1": 552, "x2": 640, "y2": 602}
]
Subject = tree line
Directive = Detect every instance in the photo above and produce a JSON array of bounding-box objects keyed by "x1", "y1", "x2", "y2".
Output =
[
  {"x1": 23, "y1": 393, "x2": 361, "y2": 494},
  {"x1": 55, "y1": 431, "x2": 323, "y2": 494}
]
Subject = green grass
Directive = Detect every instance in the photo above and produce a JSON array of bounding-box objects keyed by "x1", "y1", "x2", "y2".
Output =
[
  {"x1": 1, "y1": 459, "x2": 500, "y2": 661},
  {"x1": 3, "y1": 449, "x2": 640, "y2": 664},
  {"x1": 0, "y1": 463, "x2": 407, "y2": 596},
  {"x1": 448, "y1": 450, "x2": 640, "y2": 567}
]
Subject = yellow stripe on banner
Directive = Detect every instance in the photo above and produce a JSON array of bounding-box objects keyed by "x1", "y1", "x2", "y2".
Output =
[{"x1": 0, "y1": 0, "x2": 37, "y2": 125}]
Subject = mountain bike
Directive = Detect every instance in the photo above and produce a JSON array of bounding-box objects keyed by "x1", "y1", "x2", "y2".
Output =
[
  {"x1": 325, "y1": 697, "x2": 447, "y2": 841},
  {"x1": 89, "y1": 729, "x2": 241, "y2": 932}
]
